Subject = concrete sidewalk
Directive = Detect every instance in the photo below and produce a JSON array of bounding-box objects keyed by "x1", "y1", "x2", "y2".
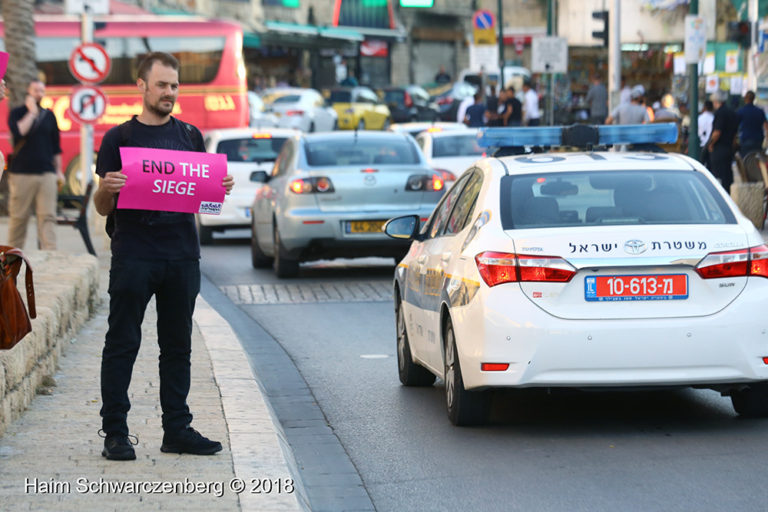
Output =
[{"x1": 0, "y1": 214, "x2": 305, "y2": 511}]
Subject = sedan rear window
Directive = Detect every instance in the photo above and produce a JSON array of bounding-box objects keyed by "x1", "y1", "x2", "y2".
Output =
[
  {"x1": 216, "y1": 137, "x2": 288, "y2": 163},
  {"x1": 305, "y1": 139, "x2": 421, "y2": 166},
  {"x1": 500, "y1": 170, "x2": 735, "y2": 229},
  {"x1": 432, "y1": 135, "x2": 484, "y2": 158},
  {"x1": 330, "y1": 90, "x2": 352, "y2": 103},
  {"x1": 272, "y1": 95, "x2": 302, "y2": 104}
]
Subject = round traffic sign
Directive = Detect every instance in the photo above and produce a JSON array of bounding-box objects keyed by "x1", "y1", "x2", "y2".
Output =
[
  {"x1": 68, "y1": 43, "x2": 111, "y2": 84},
  {"x1": 473, "y1": 9, "x2": 495, "y2": 30},
  {"x1": 69, "y1": 85, "x2": 107, "y2": 124}
]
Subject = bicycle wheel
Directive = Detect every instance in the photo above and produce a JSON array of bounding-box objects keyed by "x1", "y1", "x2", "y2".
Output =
[{"x1": 741, "y1": 151, "x2": 765, "y2": 183}]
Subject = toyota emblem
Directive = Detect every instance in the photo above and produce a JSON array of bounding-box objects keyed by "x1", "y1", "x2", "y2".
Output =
[{"x1": 624, "y1": 239, "x2": 647, "y2": 255}]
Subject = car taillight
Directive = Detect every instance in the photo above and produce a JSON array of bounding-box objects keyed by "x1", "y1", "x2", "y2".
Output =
[
  {"x1": 289, "y1": 177, "x2": 335, "y2": 194},
  {"x1": 433, "y1": 168, "x2": 457, "y2": 183},
  {"x1": 404, "y1": 91, "x2": 413, "y2": 108},
  {"x1": 475, "y1": 251, "x2": 577, "y2": 287},
  {"x1": 695, "y1": 245, "x2": 768, "y2": 279},
  {"x1": 405, "y1": 174, "x2": 447, "y2": 192},
  {"x1": 285, "y1": 110, "x2": 304, "y2": 116},
  {"x1": 437, "y1": 96, "x2": 453, "y2": 105}
]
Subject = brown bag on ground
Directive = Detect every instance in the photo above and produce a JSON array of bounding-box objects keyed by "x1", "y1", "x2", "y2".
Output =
[{"x1": 0, "y1": 245, "x2": 36, "y2": 350}]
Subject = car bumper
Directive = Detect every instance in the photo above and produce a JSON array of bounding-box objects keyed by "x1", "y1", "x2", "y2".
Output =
[
  {"x1": 452, "y1": 279, "x2": 768, "y2": 390},
  {"x1": 278, "y1": 207, "x2": 432, "y2": 260},
  {"x1": 276, "y1": 116, "x2": 305, "y2": 131}
]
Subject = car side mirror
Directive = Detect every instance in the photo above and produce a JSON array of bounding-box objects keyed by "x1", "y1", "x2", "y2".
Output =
[
  {"x1": 384, "y1": 215, "x2": 421, "y2": 240},
  {"x1": 250, "y1": 170, "x2": 270, "y2": 183}
]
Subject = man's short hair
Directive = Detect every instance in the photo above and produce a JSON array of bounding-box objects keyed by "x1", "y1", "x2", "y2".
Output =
[
  {"x1": 136, "y1": 52, "x2": 179, "y2": 82},
  {"x1": 745, "y1": 90, "x2": 756, "y2": 103}
]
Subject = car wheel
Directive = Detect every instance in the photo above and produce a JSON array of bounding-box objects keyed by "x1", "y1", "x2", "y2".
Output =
[
  {"x1": 250, "y1": 221, "x2": 273, "y2": 268},
  {"x1": 731, "y1": 381, "x2": 768, "y2": 417},
  {"x1": 198, "y1": 221, "x2": 214, "y2": 246},
  {"x1": 333, "y1": 119, "x2": 338, "y2": 131},
  {"x1": 445, "y1": 319, "x2": 489, "y2": 426},
  {"x1": 382, "y1": 117, "x2": 391, "y2": 130},
  {"x1": 357, "y1": 119, "x2": 365, "y2": 131},
  {"x1": 396, "y1": 298, "x2": 436, "y2": 387},
  {"x1": 273, "y1": 224, "x2": 299, "y2": 278}
]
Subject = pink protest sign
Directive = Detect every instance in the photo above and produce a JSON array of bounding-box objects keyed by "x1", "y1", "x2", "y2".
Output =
[
  {"x1": 0, "y1": 51, "x2": 8, "y2": 78},
  {"x1": 117, "y1": 147, "x2": 226, "y2": 215}
]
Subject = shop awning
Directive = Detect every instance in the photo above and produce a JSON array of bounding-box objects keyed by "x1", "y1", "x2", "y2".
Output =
[
  {"x1": 243, "y1": 32, "x2": 261, "y2": 49},
  {"x1": 263, "y1": 21, "x2": 363, "y2": 42},
  {"x1": 349, "y1": 26, "x2": 406, "y2": 42}
]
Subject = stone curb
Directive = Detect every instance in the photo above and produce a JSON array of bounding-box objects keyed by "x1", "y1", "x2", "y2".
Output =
[{"x1": 0, "y1": 251, "x2": 100, "y2": 437}]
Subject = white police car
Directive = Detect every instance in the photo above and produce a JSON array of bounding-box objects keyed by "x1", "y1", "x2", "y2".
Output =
[{"x1": 385, "y1": 124, "x2": 768, "y2": 426}]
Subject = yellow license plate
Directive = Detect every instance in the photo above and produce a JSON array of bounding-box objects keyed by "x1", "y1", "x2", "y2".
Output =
[{"x1": 347, "y1": 220, "x2": 386, "y2": 233}]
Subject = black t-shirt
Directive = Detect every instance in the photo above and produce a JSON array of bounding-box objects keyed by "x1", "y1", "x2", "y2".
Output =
[
  {"x1": 505, "y1": 97, "x2": 522, "y2": 125},
  {"x1": 7, "y1": 106, "x2": 61, "y2": 174},
  {"x1": 96, "y1": 116, "x2": 205, "y2": 260},
  {"x1": 712, "y1": 105, "x2": 739, "y2": 151}
]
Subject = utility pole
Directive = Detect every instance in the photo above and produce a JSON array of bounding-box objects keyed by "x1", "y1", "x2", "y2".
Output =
[
  {"x1": 498, "y1": 0, "x2": 505, "y2": 89},
  {"x1": 546, "y1": 0, "x2": 555, "y2": 125},
  {"x1": 608, "y1": 0, "x2": 621, "y2": 110},
  {"x1": 688, "y1": 0, "x2": 699, "y2": 160}
]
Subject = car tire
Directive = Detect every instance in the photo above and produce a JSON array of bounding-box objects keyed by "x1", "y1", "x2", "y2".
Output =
[
  {"x1": 250, "y1": 222, "x2": 273, "y2": 268},
  {"x1": 198, "y1": 221, "x2": 214, "y2": 246},
  {"x1": 309, "y1": 121, "x2": 316, "y2": 133},
  {"x1": 731, "y1": 381, "x2": 768, "y2": 417},
  {"x1": 357, "y1": 119, "x2": 365, "y2": 131},
  {"x1": 273, "y1": 224, "x2": 299, "y2": 278},
  {"x1": 445, "y1": 320, "x2": 489, "y2": 426},
  {"x1": 382, "y1": 118, "x2": 391, "y2": 130},
  {"x1": 396, "y1": 298, "x2": 436, "y2": 387}
]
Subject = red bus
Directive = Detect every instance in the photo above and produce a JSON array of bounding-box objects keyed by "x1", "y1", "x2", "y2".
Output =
[{"x1": 0, "y1": 14, "x2": 248, "y2": 193}]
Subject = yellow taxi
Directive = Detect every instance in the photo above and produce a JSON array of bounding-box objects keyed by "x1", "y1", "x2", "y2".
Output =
[{"x1": 329, "y1": 86, "x2": 391, "y2": 130}]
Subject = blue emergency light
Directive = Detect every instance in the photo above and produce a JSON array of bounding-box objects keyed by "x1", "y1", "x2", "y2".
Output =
[{"x1": 477, "y1": 123, "x2": 678, "y2": 149}]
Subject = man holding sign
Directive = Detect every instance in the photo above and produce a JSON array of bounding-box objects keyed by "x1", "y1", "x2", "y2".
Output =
[{"x1": 94, "y1": 52, "x2": 234, "y2": 461}]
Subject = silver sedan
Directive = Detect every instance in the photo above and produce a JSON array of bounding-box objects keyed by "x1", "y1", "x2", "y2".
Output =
[{"x1": 250, "y1": 131, "x2": 446, "y2": 277}]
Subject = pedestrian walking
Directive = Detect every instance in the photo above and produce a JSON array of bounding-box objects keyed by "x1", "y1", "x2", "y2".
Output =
[
  {"x1": 585, "y1": 75, "x2": 608, "y2": 125},
  {"x1": 736, "y1": 90, "x2": 768, "y2": 157},
  {"x1": 485, "y1": 85, "x2": 501, "y2": 126},
  {"x1": 93, "y1": 51, "x2": 234, "y2": 461},
  {"x1": 707, "y1": 90, "x2": 739, "y2": 194},
  {"x1": 464, "y1": 92, "x2": 486, "y2": 127},
  {"x1": 605, "y1": 85, "x2": 649, "y2": 125},
  {"x1": 698, "y1": 100, "x2": 715, "y2": 168},
  {"x1": 5, "y1": 78, "x2": 64, "y2": 250},
  {"x1": 502, "y1": 86, "x2": 523, "y2": 127},
  {"x1": 522, "y1": 82, "x2": 541, "y2": 126}
]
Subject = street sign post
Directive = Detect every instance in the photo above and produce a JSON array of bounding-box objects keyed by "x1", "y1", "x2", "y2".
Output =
[
  {"x1": 531, "y1": 36, "x2": 568, "y2": 74},
  {"x1": 68, "y1": 42, "x2": 111, "y2": 84},
  {"x1": 69, "y1": 85, "x2": 107, "y2": 125},
  {"x1": 472, "y1": 9, "x2": 497, "y2": 46}
]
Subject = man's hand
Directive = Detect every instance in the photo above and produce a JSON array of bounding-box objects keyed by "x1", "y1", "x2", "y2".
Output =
[
  {"x1": 56, "y1": 170, "x2": 65, "y2": 190},
  {"x1": 24, "y1": 95, "x2": 39, "y2": 116},
  {"x1": 222, "y1": 174, "x2": 234, "y2": 195},
  {"x1": 100, "y1": 170, "x2": 127, "y2": 194}
]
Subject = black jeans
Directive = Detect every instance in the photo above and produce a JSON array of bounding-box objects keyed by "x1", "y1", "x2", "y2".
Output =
[{"x1": 100, "y1": 257, "x2": 200, "y2": 436}]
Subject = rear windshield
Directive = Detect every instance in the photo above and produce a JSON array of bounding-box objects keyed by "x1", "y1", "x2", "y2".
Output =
[
  {"x1": 330, "y1": 90, "x2": 352, "y2": 102},
  {"x1": 500, "y1": 170, "x2": 735, "y2": 229},
  {"x1": 216, "y1": 137, "x2": 288, "y2": 163},
  {"x1": 272, "y1": 95, "x2": 302, "y2": 104},
  {"x1": 305, "y1": 139, "x2": 421, "y2": 166},
  {"x1": 432, "y1": 135, "x2": 484, "y2": 158},
  {"x1": 384, "y1": 90, "x2": 405, "y2": 103}
]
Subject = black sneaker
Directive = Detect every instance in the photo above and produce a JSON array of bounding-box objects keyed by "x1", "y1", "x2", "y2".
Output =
[
  {"x1": 161, "y1": 427, "x2": 222, "y2": 455},
  {"x1": 100, "y1": 431, "x2": 138, "y2": 461}
]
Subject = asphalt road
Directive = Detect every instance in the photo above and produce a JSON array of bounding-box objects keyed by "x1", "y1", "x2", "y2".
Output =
[{"x1": 201, "y1": 233, "x2": 768, "y2": 512}]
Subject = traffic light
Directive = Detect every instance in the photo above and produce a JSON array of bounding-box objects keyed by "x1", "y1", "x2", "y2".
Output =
[
  {"x1": 592, "y1": 10, "x2": 608, "y2": 48},
  {"x1": 727, "y1": 21, "x2": 752, "y2": 48}
]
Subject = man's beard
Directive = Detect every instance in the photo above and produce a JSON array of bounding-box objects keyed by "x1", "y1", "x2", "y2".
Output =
[{"x1": 146, "y1": 97, "x2": 174, "y2": 117}]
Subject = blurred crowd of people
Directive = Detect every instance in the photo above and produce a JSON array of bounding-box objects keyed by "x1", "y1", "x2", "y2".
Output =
[{"x1": 457, "y1": 81, "x2": 540, "y2": 128}]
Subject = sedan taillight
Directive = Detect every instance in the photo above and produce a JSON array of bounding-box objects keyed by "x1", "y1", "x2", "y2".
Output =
[
  {"x1": 405, "y1": 174, "x2": 445, "y2": 192},
  {"x1": 475, "y1": 251, "x2": 577, "y2": 287},
  {"x1": 285, "y1": 110, "x2": 304, "y2": 116},
  {"x1": 695, "y1": 245, "x2": 768, "y2": 279},
  {"x1": 432, "y1": 168, "x2": 457, "y2": 183},
  {"x1": 289, "y1": 177, "x2": 335, "y2": 194}
]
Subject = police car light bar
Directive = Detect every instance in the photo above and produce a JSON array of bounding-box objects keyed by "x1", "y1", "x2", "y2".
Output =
[{"x1": 477, "y1": 123, "x2": 678, "y2": 149}]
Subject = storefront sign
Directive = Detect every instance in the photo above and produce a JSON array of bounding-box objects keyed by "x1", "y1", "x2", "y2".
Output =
[
  {"x1": 360, "y1": 40, "x2": 388, "y2": 57},
  {"x1": 117, "y1": 147, "x2": 227, "y2": 215}
]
